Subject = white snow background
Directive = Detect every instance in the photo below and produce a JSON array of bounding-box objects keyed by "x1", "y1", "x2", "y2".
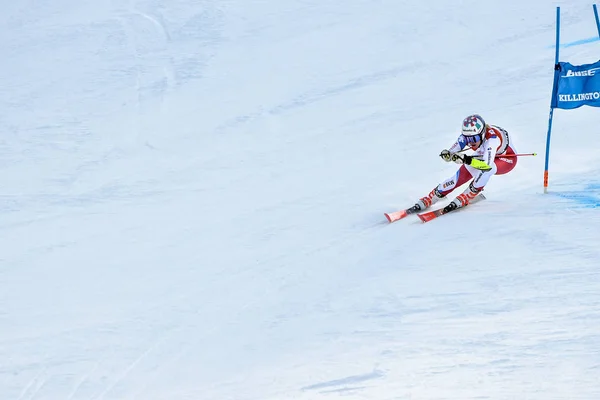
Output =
[{"x1": 1, "y1": 1, "x2": 600, "y2": 399}]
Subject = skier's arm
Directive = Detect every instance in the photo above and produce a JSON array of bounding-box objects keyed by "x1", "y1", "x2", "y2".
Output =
[
  {"x1": 448, "y1": 135, "x2": 468, "y2": 153},
  {"x1": 450, "y1": 136, "x2": 500, "y2": 171},
  {"x1": 460, "y1": 136, "x2": 500, "y2": 171},
  {"x1": 478, "y1": 136, "x2": 500, "y2": 167},
  {"x1": 440, "y1": 135, "x2": 467, "y2": 161}
]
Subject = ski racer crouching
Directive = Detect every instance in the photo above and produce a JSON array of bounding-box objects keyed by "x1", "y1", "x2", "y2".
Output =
[{"x1": 410, "y1": 114, "x2": 518, "y2": 214}]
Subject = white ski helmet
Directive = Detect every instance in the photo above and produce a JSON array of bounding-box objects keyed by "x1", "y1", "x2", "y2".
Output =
[{"x1": 461, "y1": 114, "x2": 486, "y2": 137}]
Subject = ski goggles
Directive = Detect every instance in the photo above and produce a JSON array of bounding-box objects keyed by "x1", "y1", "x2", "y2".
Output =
[{"x1": 463, "y1": 134, "x2": 482, "y2": 145}]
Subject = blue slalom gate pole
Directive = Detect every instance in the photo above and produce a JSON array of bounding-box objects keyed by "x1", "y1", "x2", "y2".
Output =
[
  {"x1": 544, "y1": 6, "x2": 560, "y2": 193},
  {"x1": 594, "y1": 4, "x2": 600, "y2": 38}
]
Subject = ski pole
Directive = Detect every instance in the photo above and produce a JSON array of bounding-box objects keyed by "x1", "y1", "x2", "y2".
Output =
[{"x1": 497, "y1": 152, "x2": 537, "y2": 157}]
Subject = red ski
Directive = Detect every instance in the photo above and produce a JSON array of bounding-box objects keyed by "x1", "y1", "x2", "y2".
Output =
[
  {"x1": 417, "y1": 194, "x2": 486, "y2": 223},
  {"x1": 384, "y1": 204, "x2": 422, "y2": 223},
  {"x1": 384, "y1": 209, "x2": 410, "y2": 223}
]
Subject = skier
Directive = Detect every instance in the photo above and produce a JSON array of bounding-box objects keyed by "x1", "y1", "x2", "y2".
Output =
[{"x1": 410, "y1": 114, "x2": 518, "y2": 214}]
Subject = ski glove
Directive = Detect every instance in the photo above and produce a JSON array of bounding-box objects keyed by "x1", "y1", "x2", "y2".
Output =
[
  {"x1": 439, "y1": 149, "x2": 452, "y2": 162},
  {"x1": 451, "y1": 153, "x2": 465, "y2": 164},
  {"x1": 452, "y1": 154, "x2": 476, "y2": 165},
  {"x1": 453, "y1": 154, "x2": 493, "y2": 171}
]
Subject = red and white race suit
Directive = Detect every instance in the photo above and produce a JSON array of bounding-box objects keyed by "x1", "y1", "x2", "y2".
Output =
[{"x1": 438, "y1": 124, "x2": 517, "y2": 196}]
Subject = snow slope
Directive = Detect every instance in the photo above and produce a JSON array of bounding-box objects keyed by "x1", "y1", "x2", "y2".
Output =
[{"x1": 1, "y1": 1, "x2": 599, "y2": 399}]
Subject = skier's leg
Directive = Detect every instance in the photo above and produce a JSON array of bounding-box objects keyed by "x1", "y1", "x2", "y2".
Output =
[
  {"x1": 413, "y1": 166, "x2": 473, "y2": 211},
  {"x1": 444, "y1": 163, "x2": 498, "y2": 212},
  {"x1": 437, "y1": 165, "x2": 475, "y2": 197}
]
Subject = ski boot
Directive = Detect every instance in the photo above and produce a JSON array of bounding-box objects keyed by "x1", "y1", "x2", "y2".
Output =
[
  {"x1": 409, "y1": 187, "x2": 445, "y2": 214},
  {"x1": 443, "y1": 182, "x2": 482, "y2": 213}
]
